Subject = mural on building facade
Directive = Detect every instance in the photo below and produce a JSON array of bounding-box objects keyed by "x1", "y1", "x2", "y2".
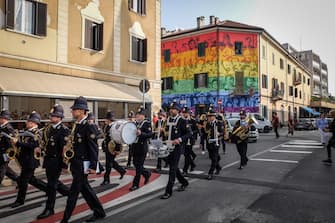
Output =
[{"x1": 161, "y1": 31, "x2": 259, "y2": 113}]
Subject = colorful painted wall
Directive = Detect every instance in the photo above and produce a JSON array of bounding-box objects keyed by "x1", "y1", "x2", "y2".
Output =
[{"x1": 161, "y1": 30, "x2": 259, "y2": 113}]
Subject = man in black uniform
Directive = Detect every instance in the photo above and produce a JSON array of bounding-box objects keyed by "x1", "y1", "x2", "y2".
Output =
[
  {"x1": 37, "y1": 104, "x2": 70, "y2": 219},
  {"x1": 161, "y1": 101, "x2": 190, "y2": 199},
  {"x1": 181, "y1": 106, "x2": 197, "y2": 175},
  {"x1": 11, "y1": 111, "x2": 43, "y2": 208},
  {"x1": 322, "y1": 110, "x2": 335, "y2": 165},
  {"x1": 60, "y1": 96, "x2": 105, "y2": 223},
  {"x1": 126, "y1": 111, "x2": 135, "y2": 168},
  {"x1": 232, "y1": 110, "x2": 249, "y2": 170},
  {"x1": 205, "y1": 108, "x2": 223, "y2": 180},
  {"x1": 129, "y1": 106, "x2": 152, "y2": 191},
  {"x1": 101, "y1": 111, "x2": 126, "y2": 185},
  {"x1": 0, "y1": 110, "x2": 17, "y2": 184}
]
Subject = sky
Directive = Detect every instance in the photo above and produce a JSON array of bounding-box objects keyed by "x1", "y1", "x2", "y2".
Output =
[{"x1": 161, "y1": 0, "x2": 335, "y2": 95}]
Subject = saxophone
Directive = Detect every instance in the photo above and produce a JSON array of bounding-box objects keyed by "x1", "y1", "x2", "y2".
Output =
[
  {"x1": 34, "y1": 125, "x2": 50, "y2": 160},
  {"x1": 63, "y1": 123, "x2": 76, "y2": 164}
]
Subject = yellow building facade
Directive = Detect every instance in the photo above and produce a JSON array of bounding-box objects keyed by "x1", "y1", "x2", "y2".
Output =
[
  {"x1": 259, "y1": 33, "x2": 312, "y2": 123},
  {"x1": 0, "y1": 0, "x2": 161, "y2": 124}
]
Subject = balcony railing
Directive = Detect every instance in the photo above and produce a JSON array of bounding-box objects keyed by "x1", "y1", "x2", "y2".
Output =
[{"x1": 272, "y1": 88, "x2": 284, "y2": 101}]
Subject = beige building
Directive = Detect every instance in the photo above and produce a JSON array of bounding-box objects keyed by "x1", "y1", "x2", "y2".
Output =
[
  {"x1": 259, "y1": 32, "x2": 313, "y2": 123},
  {"x1": 0, "y1": 0, "x2": 161, "y2": 125}
]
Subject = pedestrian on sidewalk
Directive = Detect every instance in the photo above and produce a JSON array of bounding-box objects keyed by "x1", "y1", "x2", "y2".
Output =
[
  {"x1": 287, "y1": 116, "x2": 294, "y2": 136},
  {"x1": 317, "y1": 113, "x2": 330, "y2": 145},
  {"x1": 272, "y1": 112, "x2": 280, "y2": 138},
  {"x1": 322, "y1": 110, "x2": 335, "y2": 165}
]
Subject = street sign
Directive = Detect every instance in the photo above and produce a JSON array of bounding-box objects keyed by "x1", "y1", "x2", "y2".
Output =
[{"x1": 139, "y1": 79, "x2": 150, "y2": 93}]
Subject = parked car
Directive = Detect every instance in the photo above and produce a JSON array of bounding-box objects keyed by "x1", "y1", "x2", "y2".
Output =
[
  {"x1": 251, "y1": 114, "x2": 272, "y2": 133},
  {"x1": 226, "y1": 118, "x2": 259, "y2": 143},
  {"x1": 294, "y1": 119, "x2": 314, "y2": 131}
]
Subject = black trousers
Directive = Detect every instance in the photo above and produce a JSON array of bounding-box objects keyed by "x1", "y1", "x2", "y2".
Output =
[
  {"x1": 0, "y1": 162, "x2": 9, "y2": 184},
  {"x1": 200, "y1": 134, "x2": 206, "y2": 151},
  {"x1": 62, "y1": 159, "x2": 105, "y2": 221},
  {"x1": 132, "y1": 152, "x2": 150, "y2": 187},
  {"x1": 15, "y1": 167, "x2": 35, "y2": 203},
  {"x1": 104, "y1": 152, "x2": 125, "y2": 182},
  {"x1": 127, "y1": 145, "x2": 134, "y2": 165},
  {"x1": 326, "y1": 136, "x2": 335, "y2": 159},
  {"x1": 45, "y1": 163, "x2": 69, "y2": 211},
  {"x1": 165, "y1": 146, "x2": 188, "y2": 195},
  {"x1": 274, "y1": 126, "x2": 280, "y2": 138},
  {"x1": 221, "y1": 138, "x2": 226, "y2": 153},
  {"x1": 236, "y1": 141, "x2": 248, "y2": 166},
  {"x1": 183, "y1": 145, "x2": 195, "y2": 172},
  {"x1": 207, "y1": 144, "x2": 221, "y2": 174}
]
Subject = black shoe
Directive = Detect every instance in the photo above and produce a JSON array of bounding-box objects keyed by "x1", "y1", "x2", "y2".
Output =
[
  {"x1": 160, "y1": 193, "x2": 171, "y2": 199},
  {"x1": 129, "y1": 185, "x2": 139, "y2": 191},
  {"x1": 182, "y1": 170, "x2": 188, "y2": 176},
  {"x1": 190, "y1": 165, "x2": 196, "y2": 172},
  {"x1": 85, "y1": 214, "x2": 106, "y2": 222},
  {"x1": 60, "y1": 219, "x2": 68, "y2": 223},
  {"x1": 11, "y1": 201, "x2": 24, "y2": 208},
  {"x1": 177, "y1": 183, "x2": 188, "y2": 192},
  {"x1": 119, "y1": 170, "x2": 126, "y2": 180},
  {"x1": 164, "y1": 163, "x2": 169, "y2": 168},
  {"x1": 322, "y1": 159, "x2": 332, "y2": 165},
  {"x1": 207, "y1": 174, "x2": 213, "y2": 180},
  {"x1": 37, "y1": 209, "x2": 54, "y2": 219},
  {"x1": 144, "y1": 172, "x2": 151, "y2": 185},
  {"x1": 100, "y1": 180, "x2": 110, "y2": 186},
  {"x1": 238, "y1": 166, "x2": 244, "y2": 170},
  {"x1": 215, "y1": 167, "x2": 222, "y2": 175},
  {"x1": 126, "y1": 163, "x2": 131, "y2": 168}
]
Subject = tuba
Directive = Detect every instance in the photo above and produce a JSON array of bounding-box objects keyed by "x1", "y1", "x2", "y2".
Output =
[
  {"x1": 231, "y1": 114, "x2": 258, "y2": 141},
  {"x1": 63, "y1": 123, "x2": 76, "y2": 164}
]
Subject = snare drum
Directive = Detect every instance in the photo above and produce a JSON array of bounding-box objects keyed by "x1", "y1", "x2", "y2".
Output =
[{"x1": 110, "y1": 120, "x2": 137, "y2": 144}]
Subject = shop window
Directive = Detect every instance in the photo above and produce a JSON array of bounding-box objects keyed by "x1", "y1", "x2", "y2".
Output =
[
  {"x1": 6, "y1": 0, "x2": 47, "y2": 36},
  {"x1": 98, "y1": 101, "x2": 125, "y2": 120},
  {"x1": 194, "y1": 73, "x2": 208, "y2": 88}
]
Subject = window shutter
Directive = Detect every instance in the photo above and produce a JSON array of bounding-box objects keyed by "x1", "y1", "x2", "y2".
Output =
[
  {"x1": 141, "y1": 0, "x2": 146, "y2": 15},
  {"x1": 35, "y1": 2, "x2": 47, "y2": 36},
  {"x1": 142, "y1": 38, "x2": 147, "y2": 62},
  {"x1": 5, "y1": 0, "x2": 15, "y2": 29},
  {"x1": 194, "y1": 74, "x2": 198, "y2": 88},
  {"x1": 131, "y1": 36, "x2": 138, "y2": 61},
  {"x1": 98, "y1": 23, "x2": 103, "y2": 51},
  {"x1": 85, "y1": 19, "x2": 92, "y2": 49}
]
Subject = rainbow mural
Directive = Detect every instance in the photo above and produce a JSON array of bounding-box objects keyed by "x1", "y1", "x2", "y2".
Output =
[{"x1": 161, "y1": 31, "x2": 259, "y2": 114}]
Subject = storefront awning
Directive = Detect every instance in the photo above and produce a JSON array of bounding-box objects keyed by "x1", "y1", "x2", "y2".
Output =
[
  {"x1": 301, "y1": 106, "x2": 320, "y2": 116},
  {"x1": 0, "y1": 67, "x2": 151, "y2": 103}
]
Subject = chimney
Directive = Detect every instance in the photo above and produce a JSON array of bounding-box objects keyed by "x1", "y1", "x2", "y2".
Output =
[
  {"x1": 196, "y1": 16, "x2": 205, "y2": 28},
  {"x1": 215, "y1": 17, "x2": 219, "y2": 24},
  {"x1": 161, "y1": 27, "x2": 166, "y2": 36},
  {"x1": 209, "y1": 15, "x2": 215, "y2": 25}
]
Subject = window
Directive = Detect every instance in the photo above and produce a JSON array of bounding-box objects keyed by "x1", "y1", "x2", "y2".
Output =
[
  {"x1": 272, "y1": 53, "x2": 275, "y2": 65},
  {"x1": 280, "y1": 58, "x2": 284, "y2": 69},
  {"x1": 162, "y1": 77, "x2": 173, "y2": 90},
  {"x1": 6, "y1": 0, "x2": 47, "y2": 36},
  {"x1": 280, "y1": 82, "x2": 285, "y2": 92},
  {"x1": 234, "y1": 42, "x2": 243, "y2": 55},
  {"x1": 272, "y1": 78, "x2": 278, "y2": 89},
  {"x1": 163, "y1": 49, "x2": 170, "y2": 62},
  {"x1": 197, "y1": 42, "x2": 206, "y2": 57},
  {"x1": 293, "y1": 68, "x2": 296, "y2": 76},
  {"x1": 84, "y1": 19, "x2": 103, "y2": 51},
  {"x1": 307, "y1": 78, "x2": 310, "y2": 86},
  {"x1": 289, "y1": 86, "x2": 293, "y2": 96},
  {"x1": 262, "y1": 45, "x2": 266, "y2": 59},
  {"x1": 128, "y1": 0, "x2": 146, "y2": 15},
  {"x1": 294, "y1": 88, "x2": 298, "y2": 98},
  {"x1": 194, "y1": 73, "x2": 208, "y2": 88},
  {"x1": 299, "y1": 90, "x2": 302, "y2": 99},
  {"x1": 262, "y1": 74, "x2": 268, "y2": 89},
  {"x1": 303, "y1": 75, "x2": 306, "y2": 83},
  {"x1": 131, "y1": 36, "x2": 147, "y2": 62},
  {"x1": 287, "y1": 64, "x2": 291, "y2": 74},
  {"x1": 98, "y1": 102, "x2": 125, "y2": 119},
  {"x1": 262, "y1": 105, "x2": 268, "y2": 119}
]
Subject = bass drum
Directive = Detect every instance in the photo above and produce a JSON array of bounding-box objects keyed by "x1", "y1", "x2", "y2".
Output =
[{"x1": 110, "y1": 120, "x2": 137, "y2": 144}]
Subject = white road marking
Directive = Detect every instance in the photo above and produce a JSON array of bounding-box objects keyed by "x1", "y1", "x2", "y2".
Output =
[
  {"x1": 287, "y1": 142, "x2": 322, "y2": 146},
  {"x1": 270, "y1": 150, "x2": 312, "y2": 154},
  {"x1": 250, "y1": 158, "x2": 298, "y2": 164},
  {"x1": 281, "y1": 144, "x2": 324, "y2": 149}
]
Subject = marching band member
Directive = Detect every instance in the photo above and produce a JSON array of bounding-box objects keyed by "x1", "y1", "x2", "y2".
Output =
[
  {"x1": 181, "y1": 106, "x2": 197, "y2": 175},
  {"x1": 11, "y1": 111, "x2": 44, "y2": 208},
  {"x1": 61, "y1": 96, "x2": 105, "y2": 223},
  {"x1": 161, "y1": 101, "x2": 190, "y2": 199},
  {"x1": 154, "y1": 109, "x2": 168, "y2": 172},
  {"x1": 205, "y1": 108, "x2": 223, "y2": 180},
  {"x1": 126, "y1": 111, "x2": 135, "y2": 168},
  {"x1": 322, "y1": 110, "x2": 335, "y2": 165},
  {"x1": 101, "y1": 111, "x2": 126, "y2": 186},
  {"x1": 317, "y1": 113, "x2": 330, "y2": 145},
  {"x1": 232, "y1": 110, "x2": 249, "y2": 170},
  {"x1": 129, "y1": 106, "x2": 152, "y2": 191},
  {"x1": 0, "y1": 110, "x2": 16, "y2": 184},
  {"x1": 37, "y1": 104, "x2": 70, "y2": 219}
]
